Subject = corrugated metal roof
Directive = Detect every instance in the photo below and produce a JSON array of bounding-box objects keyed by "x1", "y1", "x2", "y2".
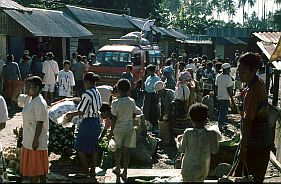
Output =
[
  {"x1": 183, "y1": 34, "x2": 212, "y2": 45},
  {"x1": 213, "y1": 37, "x2": 247, "y2": 45},
  {"x1": 66, "y1": 5, "x2": 135, "y2": 29},
  {"x1": 224, "y1": 37, "x2": 247, "y2": 45},
  {"x1": 253, "y1": 32, "x2": 281, "y2": 43},
  {"x1": 0, "y1": 0, "x2": 27, "y2": 11},
  {"x1": 257, "y1": 41, "x2": 277, "y2": 60},
  {"x1": 5, "y1": 8, "x2": 93, "y2": 37}
]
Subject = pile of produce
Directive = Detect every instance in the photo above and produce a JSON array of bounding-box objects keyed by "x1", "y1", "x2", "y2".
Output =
[
  {"x1": 98, "y1": 137, "x2": 115, "y2": 169},
  {"x1": 49, "y1": 120, "x2": 75, "y2": 156},
  {"x1": 3, "y1": 147, "x2": 21, "y2": 173}
]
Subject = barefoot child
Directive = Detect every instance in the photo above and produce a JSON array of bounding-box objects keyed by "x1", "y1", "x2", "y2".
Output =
[
  {"x1": 176, "y1": 103, "x2": 220, "y2": 182},
  {"x1": 108, "y1": 79, "x2": 137, "y2": 181}
]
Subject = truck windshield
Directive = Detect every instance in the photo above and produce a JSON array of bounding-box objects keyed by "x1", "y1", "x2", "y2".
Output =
[{"x1": 96, "y1": 51, "x2": 131, "y2": 67}]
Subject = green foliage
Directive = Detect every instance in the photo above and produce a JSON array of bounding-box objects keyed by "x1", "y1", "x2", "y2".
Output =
[
  {"x1": 269, "y1": 10, "x2": 281, "y2": 31},
  {"x1": 13, "y1": 0, "x2": 280, "y2": 33}
]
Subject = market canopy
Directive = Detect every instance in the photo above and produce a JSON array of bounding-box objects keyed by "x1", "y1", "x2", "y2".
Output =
[{"x1": 4, "y1": 8, "x2": 93, "y2": 37}]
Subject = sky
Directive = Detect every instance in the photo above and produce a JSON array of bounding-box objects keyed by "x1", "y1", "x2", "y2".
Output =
[{"x1": 219, "y1": 0, "x2": 280, "y2": 23}]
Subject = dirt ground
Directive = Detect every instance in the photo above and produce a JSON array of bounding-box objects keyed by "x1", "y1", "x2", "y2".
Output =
[{"x1": 2, "y1": 107, "x2": 281, "y2": 183}]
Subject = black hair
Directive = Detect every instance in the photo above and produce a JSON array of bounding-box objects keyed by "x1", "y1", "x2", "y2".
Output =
[
  {"x1": 117, "y1": 79, "x2": 131, "y2": 93},
  {"x1": 202, "y1": 55, "x2": 208, "y2": 61},
  {"x1": 100, "y1": 102, "x2": 111, "y2": 113},
  {"x1": 188, "y1": 58, "x2": 193, "y2": 64},
  {"x1": 165, "y1": 59, "x2": 172, "y2": 66},
  {"x1": 179, "y1": 62, "x2": 186, "y2": 68},
  {"x1": 63, "y1": 60, "x2": 71, "y2": 66},
  {"x1": 72, "y1": 52, "x2": 77, "y2": 57},
  {"x1": 239, "y1": 52, "x2": 262, "y2": 70},
  {"x1": 189, "y1": 103, "x2": 208, "y2": 125},
  {"x1": 77, "y1": 55, "x2": 82, "y2": 61},
  {"x1": 126, "y1": 64, "x2": 133, "y2": 71},
  {"x1": 146, "y1": 64, "x2": 156, "y2": 72},
  {"x1": 207, "y1": 61, "x2": 213, "y2": 67},
  {"x1": 83, "y1": 72, "x2": 99, "y2": 84},
  {"x1": 171, "y1": 52, "x2": 177, "y2": 57},
  {"x1": 26, "y1": 76, "x2": 43, "y2": 88},
  {"x1": 46, "y1": 52, "x2": 54, "y2": 58},
  {"x1": 7, "y1": 54, "x2": 14, "y2": 62}
]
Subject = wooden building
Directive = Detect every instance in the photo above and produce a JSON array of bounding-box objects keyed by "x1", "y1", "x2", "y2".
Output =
[
  {"x1": 0, "y1": 1, "x2": 92, "y2": 66},
  {"x1": 61, "y1": 5, "x2": 137, "y2": 55}
]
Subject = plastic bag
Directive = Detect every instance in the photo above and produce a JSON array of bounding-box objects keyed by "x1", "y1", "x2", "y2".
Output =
[{"x1": 108, "y1": 139, "x2": 117, "y2": 152}]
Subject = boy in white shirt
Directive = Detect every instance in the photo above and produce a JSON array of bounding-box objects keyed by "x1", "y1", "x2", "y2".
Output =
[{"x1": 57, "y1": 60, "x2": 75, "y2": 99}]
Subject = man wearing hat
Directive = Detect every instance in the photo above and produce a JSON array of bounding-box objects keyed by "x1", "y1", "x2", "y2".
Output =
[
  {"x1": 162, "y1": 66, "x2": 176, "y2": 90},
  {"x1": 215, "y1": 63, "x2": 234, "y2": 127},
  {"x1": 42, "y1": 52, "x2": 59, "y2": 105},
  {"x1": 154, "y1": 80, "x2": 175, "y2": 122}
]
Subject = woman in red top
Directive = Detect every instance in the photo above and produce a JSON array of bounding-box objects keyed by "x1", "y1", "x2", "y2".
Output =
[{"x1": 234, "y1": 52, "x2": 273, "y2": 182}]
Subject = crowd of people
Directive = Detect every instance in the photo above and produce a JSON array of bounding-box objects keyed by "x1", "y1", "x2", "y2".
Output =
[{"x1": 0, "y1": 49, "x2": 274, "y2": 182}]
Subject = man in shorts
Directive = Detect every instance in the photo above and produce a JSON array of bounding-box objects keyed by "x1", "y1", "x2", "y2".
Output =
[{"x1": 42, "y1": 52, "x2": 59, "y2": 105}]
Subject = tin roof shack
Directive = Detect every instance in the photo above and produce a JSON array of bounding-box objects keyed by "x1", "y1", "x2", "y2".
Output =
[
  {"x1": 247, "y1": 32, "x2": 281, "y2": 60},
  {"x1": 61, "y1": 5, "x2": 137, "y2": 55},
  {"x1": 180, "y1": 34, "x2": 213, "y2": 59},
  {"x1": 247, "y1": 32, "x2": 281, "y2": 104},
  {"x1": 207, "y1": 28, "x2": 253, "y2": 61},
  {"x1": 0, "y1": 3, "x2": 92, "y2": 66}
]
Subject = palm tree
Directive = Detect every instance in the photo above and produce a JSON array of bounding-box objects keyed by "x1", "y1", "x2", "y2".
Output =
[
  {"x1": 222, "y1": 0, "x2": 236, "y2": 21},
  {"x1": 209, "y1": 0, "x2": 222, "y2": 20},
  {"x1": 238, "y1": 0, "x2": 256, "y2": 25}
]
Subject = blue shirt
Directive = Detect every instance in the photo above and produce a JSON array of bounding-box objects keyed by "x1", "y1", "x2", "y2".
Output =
[{"x1": 145, "y1": 75, "x2": 160, "y2": 93}]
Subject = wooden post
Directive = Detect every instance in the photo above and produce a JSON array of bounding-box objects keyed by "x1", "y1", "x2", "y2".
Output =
[{"x1": 272, "y1": 69, "x2": 280, "y2": 107}]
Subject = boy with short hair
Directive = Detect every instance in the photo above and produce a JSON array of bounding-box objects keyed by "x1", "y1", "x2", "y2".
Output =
[
  {"x1": 109, "y1": 79, "x2": 137, "y2": 182},
  {"x1": 57, "y1": 60, "x2": 75, "y2": 99},
  {"x1": 121, "y1": 64, "x2": 133, "y2": 82},
  {"x1": 176, "y1": 103, "x2": 220, "y2": 182}
]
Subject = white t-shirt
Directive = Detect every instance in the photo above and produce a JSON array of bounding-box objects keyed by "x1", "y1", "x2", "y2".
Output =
[
  {"x1": 175, "y1": 83, "x2": 190, "y2": 101},
  {"x1": 111, "y1": 97, "x2": 137, "y2": 125},
  {"x1": 18, "y1": 94, "x2": 48, "y2": 150},
  {"x1": 215, "y1": 73, "x2": 234, "y2": 100},
  {"x1": 186, "y1": 63, "x2": 196, "y2": 72},
  {"x1": 97, "y1": 85, "x2": 113, "y2": 104},
  {"x1": 57, "y1": 70, "x2": 75, "y2": 97},
  {"x1": 142, "y1": 20, "x2": 155, "y2": 32},
  {"x1": 42, "y1": 59, "x2": 59, "y2": 84}
]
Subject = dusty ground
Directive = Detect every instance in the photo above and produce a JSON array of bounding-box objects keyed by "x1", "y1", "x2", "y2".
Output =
[{"x1": 1, "y1": 107, "x2": 281, "y2": 183}]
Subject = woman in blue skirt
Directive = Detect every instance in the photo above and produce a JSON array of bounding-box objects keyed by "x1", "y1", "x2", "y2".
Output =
[{"x1": 66, "y1": 72, "x2": 102, "y2": 179}]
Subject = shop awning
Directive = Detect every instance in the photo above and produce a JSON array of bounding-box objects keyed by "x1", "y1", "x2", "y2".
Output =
[{"x1": 5, "y1": 8, "x2": 93, "y2": 38}]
